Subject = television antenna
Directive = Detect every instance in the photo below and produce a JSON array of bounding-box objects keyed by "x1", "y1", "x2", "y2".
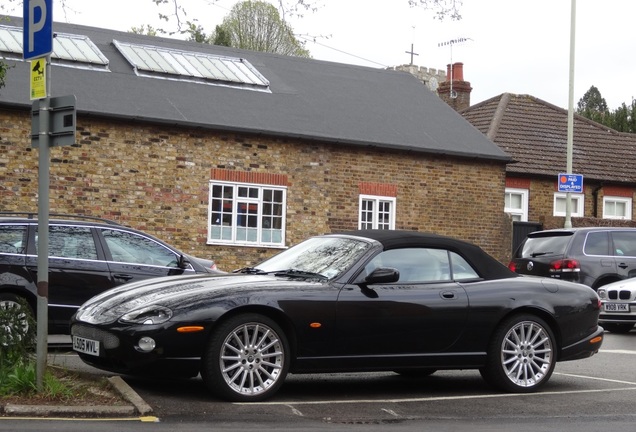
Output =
[{"x1": 438, "y1": 37, "x2": 473, "y2": 98}]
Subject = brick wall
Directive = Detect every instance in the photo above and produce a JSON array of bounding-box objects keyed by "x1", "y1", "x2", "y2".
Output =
[
  {"x1": 521, "y1": 176, "x2": 636, "y2": 229},
  {"x1": 1, "y1": 107, "x2": 510, "y2": 270}
]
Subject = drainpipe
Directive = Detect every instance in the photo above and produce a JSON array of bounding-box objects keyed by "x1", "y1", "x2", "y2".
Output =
[{"x1": 592, "y1": 184, "x2": 603, "y2": 218}]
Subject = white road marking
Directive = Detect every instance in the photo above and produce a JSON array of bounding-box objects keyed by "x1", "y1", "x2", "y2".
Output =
[
  {"x1": 600, "y1": 349, "x2": 636, "y2": 355},
  {"x1": 237, "y1": 386, "x2": 636, "y2": 406},
  {"x1": 285, "y1": 404, "x2": 304, "y2": 416},
  {"x1": 381, "y1": 408, "x2": 400, "y2": 417},
  {"x1": 554, "y1": 372, "x2": 636, "y2": 386}
]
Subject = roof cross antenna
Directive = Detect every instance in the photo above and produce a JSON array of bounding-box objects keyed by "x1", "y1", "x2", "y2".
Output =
[{"x1": 438, "y1": 37, "x2": 473, "y2": 99}]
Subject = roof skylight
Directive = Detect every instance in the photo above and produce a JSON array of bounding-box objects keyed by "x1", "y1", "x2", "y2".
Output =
[
  {"x1": 113, "y1": 40, "x2": 269, "y2": 90},
  {"x1": 0, "y1": 25, "x2": 109, "y2": 68}
]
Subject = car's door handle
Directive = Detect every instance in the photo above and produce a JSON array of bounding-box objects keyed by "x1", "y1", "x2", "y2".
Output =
[
  {"x1": 441, "y1": 291, "x2": 456, "y2": 299},
  {"x1": 113, "y1": 274, "x2": 134, "y2": 281},
  {"x1": 618, "y1": 263, "x2": 629, "y2": 269}
]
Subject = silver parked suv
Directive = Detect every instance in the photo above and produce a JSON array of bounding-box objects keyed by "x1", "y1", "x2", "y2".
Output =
[
  {"x1": 509, "y1": 227, "x2": 636, "y2": 290},
  {"x1": 509, "y1": 227, "x2": 636, "y2": 334}
]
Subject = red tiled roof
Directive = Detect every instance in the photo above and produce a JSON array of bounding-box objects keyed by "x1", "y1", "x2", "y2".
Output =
[{"x1": 461, "y1": 93, "x2": 636, "y2": 185}]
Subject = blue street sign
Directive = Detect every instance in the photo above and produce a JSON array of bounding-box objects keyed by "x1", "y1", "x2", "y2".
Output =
[
  {"x1": 23, "y1": 0, "x2": 53, "y2": 60},
  {"x1": 558, "y1": 173, "x2": 584, "y2": 193}
]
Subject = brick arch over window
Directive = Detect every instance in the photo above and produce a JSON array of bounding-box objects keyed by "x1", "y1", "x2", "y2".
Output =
[
  {"x1": 358, "y1": 182, "x2": 397, "y2": 197},
  {"x1": 211, "y1": 168, "x2": 288, "y2": 186}
]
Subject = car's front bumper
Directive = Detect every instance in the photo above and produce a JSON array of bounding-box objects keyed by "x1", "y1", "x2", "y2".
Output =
[{"x1": 70, "y1": 321, "x2": 210, "y2": 378}]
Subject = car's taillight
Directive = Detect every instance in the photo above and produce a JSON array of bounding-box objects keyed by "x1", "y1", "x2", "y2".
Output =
[
  {"x1": 508, "y1": 261, "x2": 517, "y2": 272},
  {"x1": 550, "y1": 259, "x2": 580, "y2": 273}
]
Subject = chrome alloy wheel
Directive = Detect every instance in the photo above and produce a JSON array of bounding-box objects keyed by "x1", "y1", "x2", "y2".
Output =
[
  {"x1": 219, "y1": 321, "x2": 285, "y2": 397},
  {"x1": 0, "y1": 297, "x2": 30, "y2": 346},
  {"x1": 500, "y1": 320, "x2": 553, "y2": 388}
]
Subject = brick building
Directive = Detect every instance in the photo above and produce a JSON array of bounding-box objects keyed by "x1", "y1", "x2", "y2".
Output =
[
  {"x1": 399, "y1": 61, "x2": 636, "y2": 255},
  {"x1": 461, "y1": 93, "x2": 636, "y2": 252},
  {"x1": 0, "y1": 17, "x2": 512, "y2": 270}
]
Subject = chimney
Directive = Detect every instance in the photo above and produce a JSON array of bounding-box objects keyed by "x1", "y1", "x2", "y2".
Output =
[{"x1": 437, "y1": 62, "x2": 472, "y2": 111}]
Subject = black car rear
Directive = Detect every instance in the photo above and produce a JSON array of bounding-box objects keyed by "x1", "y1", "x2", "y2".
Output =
[{"x1": 509, "y1": 230, "x2": 580, "y2": 282}]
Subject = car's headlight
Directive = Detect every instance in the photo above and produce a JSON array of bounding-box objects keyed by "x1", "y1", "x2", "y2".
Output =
[
  {"x1": 120, "y1": 305, "x2": 173, "y2": 325},
  {"x1": 597, "y1": 288, "x2": 607, "y2": 299}
]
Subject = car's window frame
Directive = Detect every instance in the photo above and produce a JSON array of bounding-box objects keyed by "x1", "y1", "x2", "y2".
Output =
[
  {"x1": 98, "y1": 227, "x2": 189, "y2": 269},
  {"x1": 0, "y1": 223, "x2": 28, "y2": 255},
  {"x1": 361, "y1": 247, "x2": 480, "y2": 284}
]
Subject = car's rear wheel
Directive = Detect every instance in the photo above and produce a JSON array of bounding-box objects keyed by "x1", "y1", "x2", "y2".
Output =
[
  {"x1": 201, "y1": 313, "x2": 289, "y2": 402},
  {"x1": 480, "y1": 314, "x2": 555, "y2": 393},
  {"x1": 0, "y1": 293, "x2": 34, "y2": 345},
  {"x1": 602, "y1": 323, "x2": 634, "y2": 334}
]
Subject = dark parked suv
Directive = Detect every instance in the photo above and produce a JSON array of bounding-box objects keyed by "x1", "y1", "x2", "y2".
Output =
[
  {"x1": 509, "y1": 227, "x2": 636, "y2": 290},
  {"x1": 0, "y1": 213, "x2": 219, "y2": 334}
]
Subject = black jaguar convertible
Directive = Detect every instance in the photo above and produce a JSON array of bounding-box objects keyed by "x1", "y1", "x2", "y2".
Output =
[{"x1": 71, "y1": 230, "x2": 604, "y2": 401}]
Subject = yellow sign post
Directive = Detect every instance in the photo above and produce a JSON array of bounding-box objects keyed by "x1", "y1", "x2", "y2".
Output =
[{"x1": 30, "y1": 57, "x2": 47, "y2": 100}]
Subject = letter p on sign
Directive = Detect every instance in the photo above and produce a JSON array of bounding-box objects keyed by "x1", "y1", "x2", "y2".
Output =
[{"x1": 23, "y1": 0, "x2": 53, "y2": 60}]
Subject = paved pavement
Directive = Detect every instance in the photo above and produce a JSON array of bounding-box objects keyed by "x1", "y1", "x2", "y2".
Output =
[{"x1": 0, "y1": 336, "x2": 155, "y2": 419}]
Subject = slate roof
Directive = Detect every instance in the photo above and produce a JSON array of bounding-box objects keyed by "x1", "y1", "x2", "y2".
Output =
[
  {"x1": 461, "y1": 93, "x2": 636, "y2": 184},
  {"x1": 0, "y1": 16, "x2": 510, "y2": 163}
]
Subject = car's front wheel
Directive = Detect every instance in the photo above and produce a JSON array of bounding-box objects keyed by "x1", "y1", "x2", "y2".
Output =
[
  {"x1": 480, "y1": 314, "x2": 556, "y2": 393},
  {"x1": 0, "y1": 293, "x2": 34, "y2": 345},
  {"x1": 201, "y1": 313, "x2": 289, "y2": 402}
]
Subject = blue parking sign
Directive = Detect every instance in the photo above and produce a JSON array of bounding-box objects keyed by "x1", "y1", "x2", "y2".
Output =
[
  {"x1": 23, "y1": 0, "x2": 53, "y2": 60},
  {"x1": 558, "y1": 173, "x2": 584, "y2": 193}
]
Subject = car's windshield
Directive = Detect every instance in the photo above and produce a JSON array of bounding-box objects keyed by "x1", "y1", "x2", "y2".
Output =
[{"x1": 256, "y1": 236, "x2": 371, "y2": 279}]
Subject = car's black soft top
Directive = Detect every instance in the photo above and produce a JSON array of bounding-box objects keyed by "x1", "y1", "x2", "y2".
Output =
[{"x1": 336, "y1": 230, "x2": 517, "y2": 280}]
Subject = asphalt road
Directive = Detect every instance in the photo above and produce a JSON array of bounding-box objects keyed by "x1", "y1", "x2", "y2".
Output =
[
  {"x1": 126, "y1": 329, "x2": 636, "y2": 429},
  {"x1": 1, "y1": 330, "x2": 634, "y2": 432}
]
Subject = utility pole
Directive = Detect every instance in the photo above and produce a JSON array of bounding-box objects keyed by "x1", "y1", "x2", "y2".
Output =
[{"x1": 565, "y1": 0, "x2": 576, "y2": 229}]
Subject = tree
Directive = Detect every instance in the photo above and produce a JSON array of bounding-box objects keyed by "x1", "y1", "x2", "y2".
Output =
[
  {"x1": 213, "y1": 25, "x2": 232, "y2": 47},
  {"x1": 577, "y1": 86, "x2": 636, "y2": 134},
  {"x1": 212, "y1": 1, "x2": 310, "y2": 57},
  {"x1": 143, "y1": 0, "x2": 464, "y2": 39},
  {"x1": 408, "y1": 0, "x2": 463, "y2": 20},
  {"x1": 576, "y1": 85, "x2": 609, "y2": 125},
  {"x1": 608, "y1": 99, "x2": 636, "y2": 133},
  {"x1": 130, "y1": 25, "x2": 159, "y2": 36}
]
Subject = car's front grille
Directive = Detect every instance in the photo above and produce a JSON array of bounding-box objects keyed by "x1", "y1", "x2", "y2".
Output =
[
  {"x1": 71, "y1": 324, "x2": 120, "y2": 349},
  {"x1": 607, "y1": 290, "x2": 632, "y2": 300}
]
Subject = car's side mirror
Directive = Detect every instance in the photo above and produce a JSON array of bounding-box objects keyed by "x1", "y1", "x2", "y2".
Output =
[
  {"x1": 177, "y1": 254, "x2": 190, "y2": 269},
  {"x1": 363, "y1": 267, "x2": 399, "y2": 285}
]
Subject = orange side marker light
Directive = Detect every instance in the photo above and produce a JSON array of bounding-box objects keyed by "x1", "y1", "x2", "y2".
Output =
[
  {"x1": 177, "y1": 326, "x2": 205, "y2": 333},
  {"x1": 589, "y1": 336, "x2": 603, "y2": 344}
]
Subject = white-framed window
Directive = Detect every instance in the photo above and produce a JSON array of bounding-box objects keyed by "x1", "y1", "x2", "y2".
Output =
[
  {"x1": 603, "y1": 196, "x2": 632, "y2": 220},
  {"x1": 208, "y1": 181, "x2": 287, "y2": 247},
  {"x1": 359, "y1": 195, "x2": 395, "y2": 230},
  {"x1": 553, "y1": 193, "x2": 584, "y2": 217},
  {"x1": 504, "y1": 188, "x2": 528, "y2": 222}
]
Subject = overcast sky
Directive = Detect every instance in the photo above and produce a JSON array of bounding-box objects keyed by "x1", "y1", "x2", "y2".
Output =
[{"x1": 33, "y1": 0, "x2": 636, "y2": 109}]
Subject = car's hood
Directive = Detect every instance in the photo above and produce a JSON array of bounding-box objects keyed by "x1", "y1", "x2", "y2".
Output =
[{"x1": 74, "y1": 273, "x2": 319, "y2": 325}]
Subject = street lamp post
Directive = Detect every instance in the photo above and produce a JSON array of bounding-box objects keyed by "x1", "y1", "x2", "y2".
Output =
[{"x1": 565, "y1": 0, "x2": 576, "y2": 229}]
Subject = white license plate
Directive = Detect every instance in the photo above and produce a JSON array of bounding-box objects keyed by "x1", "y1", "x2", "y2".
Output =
[
  {"x1": 603, "y1": 303, "x2": 630, "y2": 312},
  {"x1": 73, "y1": 336, "x2": 100, "y2": 356}
]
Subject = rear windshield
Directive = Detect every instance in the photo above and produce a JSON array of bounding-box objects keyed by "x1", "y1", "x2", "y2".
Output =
[{"x1": 518, "y1": 233, "x2": 572, "y2": 258}]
